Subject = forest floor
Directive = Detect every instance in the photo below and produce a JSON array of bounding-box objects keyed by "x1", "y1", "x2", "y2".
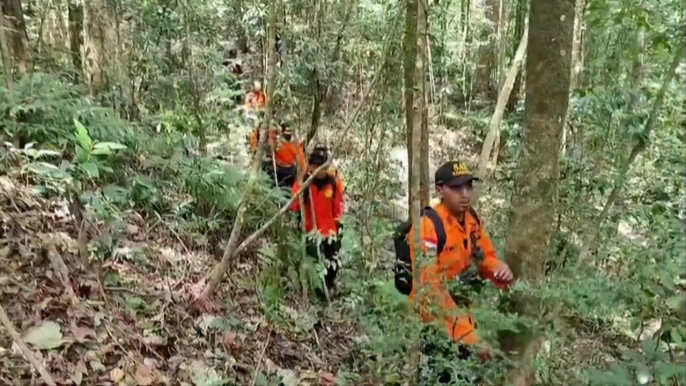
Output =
[
  {"x1": 0, "y1": 120, "x2": 652, "y2": 386},
  {"x1": 0, "y1": 166, "x2": 359, "y2": 385}
]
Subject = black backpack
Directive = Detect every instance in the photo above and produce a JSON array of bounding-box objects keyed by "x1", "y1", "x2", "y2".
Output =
[{"x1": 393, "y1": 206, "x2": 481, "y2": 296}]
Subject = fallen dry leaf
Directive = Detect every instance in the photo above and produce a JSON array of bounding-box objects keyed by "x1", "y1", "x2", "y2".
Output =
[
  {"x1": 319, "y1": 371, "x2": 336, "y2": 386},
  {"x1": 69, "y1": 361, "x2": 88, "y2": 385},
  {"x1": 110, "y1": 368, "x2": 125, "y2": 382},
  {"x1": 222, "y1": 331, "x2": 237, "y2": 348},
  {"x1": 71, "y1": 322, "x2": 96, "y2": 342},
  {"x1": 133, "y1": 363, "x2": 155, "y2": 385}
]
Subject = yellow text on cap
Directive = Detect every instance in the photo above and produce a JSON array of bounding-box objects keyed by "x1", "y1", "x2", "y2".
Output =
[{"x1": 452, "y1": 163, "x2": 470, "y2": 176}]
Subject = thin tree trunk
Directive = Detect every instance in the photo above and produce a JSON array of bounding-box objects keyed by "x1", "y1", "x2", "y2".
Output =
[
  {"x1": 476, "y1": 24, "x2": 528, "y2": 183},
  {"x1": 475, "y1": 0, "x2": 497, "y2": 97},
  {"x1": 500, "y1": 0, "x2": 574, "y2": 383},
  {"x1": 1, "y1": 0, "x2": 31, "y2": 74},
  {"x1": 83, "y1": 0, "x2": 113, "y2": 95},
  {"x1": 505, "y1": 0, "x2": 526, "y2": 113},
  {"x1": 577, "y1": 47, "x2": 683, "y2": 263},
  {"x1": 0, "y1": 0, "x2": 14, "y2": 104},
  {"x1": 408, "y1": 0, "x2": 425, "y2": 377},
  {"x1": 306, "y1": 69, "x2": 323, "y2": 144},
  {"x1": 404, "y1": 0, "x2": 418, "y2": 216},
  {"x1": 68, "y1": 0, "x2": 83, "y2": 73},
  {"x1": 560, "y1": 0, "x2": 585, "y2": 154},
  {"x1": 418, "y1": 0, "x2": 430, "y2": 208},
  {"x1": 414, "y1": 0, "x2": 427, "y2": 208}
]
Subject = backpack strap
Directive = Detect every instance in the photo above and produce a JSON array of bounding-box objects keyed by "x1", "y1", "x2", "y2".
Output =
[
  {"x1": 468, "y1": 207, "x2": 481, "y2": 228},
  {"x1": 422, "y1": 207, "x2": 446, "y2": 256}
]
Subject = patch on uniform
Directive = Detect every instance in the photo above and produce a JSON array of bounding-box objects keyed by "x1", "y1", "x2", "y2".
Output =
[
  {"x1": 422, "y1": 241, "x2": 437, "y2": 250},
  {"x1": 324, "y1": 189, "x2": 334, "y2": 199}
]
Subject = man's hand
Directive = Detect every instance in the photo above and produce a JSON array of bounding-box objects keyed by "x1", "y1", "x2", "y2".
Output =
[{"x1": 493, "y1": 263, "x2": 513, "y2": 282}]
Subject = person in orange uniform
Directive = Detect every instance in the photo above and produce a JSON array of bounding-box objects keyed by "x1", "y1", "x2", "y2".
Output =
[
  {"x1": 245, "y1": 80, "x2": 266, "y2": 112},
  {"x1": 248, "y1": 123, "x2": 278, "y2": 156},
  {"x1": 409, "y1": 161, "x2": 513, "y2": 377},
  {"x1": 273, "y1": 123, "x2": 306, "y2": 187},
  {"x1": 291, "y1": 146, "x2": 345, "y2": 296}
]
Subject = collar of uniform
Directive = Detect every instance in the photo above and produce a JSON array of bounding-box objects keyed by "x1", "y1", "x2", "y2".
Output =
[{"x1": 434, "y1": 202, "x2": 478, "y2": 229}]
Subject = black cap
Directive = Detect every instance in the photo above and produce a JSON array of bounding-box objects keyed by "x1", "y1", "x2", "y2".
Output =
[
  {"x1": 434, "y1": 161, "x2": 480, "y2": 187},
  {"x1": 308, "y1": 145, "x2": 329, "y2": 165}
]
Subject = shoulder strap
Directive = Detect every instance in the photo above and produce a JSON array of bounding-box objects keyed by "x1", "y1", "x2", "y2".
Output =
[
  {"x1": 469, "y1": 207, "x2": 481, "y2": 227},
  {"x1": 422, "y1": 207, "x2": 446, "y2": 256}
]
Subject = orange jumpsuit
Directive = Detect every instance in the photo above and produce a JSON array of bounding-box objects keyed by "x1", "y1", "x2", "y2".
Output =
[
  {"x1": 249, "y1": 127, "x2": 278, "y2": 154},
  {"x1": 409, "y1": 203, "x2": 509, "y2": 345},
  {"x1": 245, "y1": 90, "x2": 266, "y2": 111},
  {"x1": 274, "y1": 140, "x2": 307, "y2": 170},
  {"x1": 291, "y1": 176, "x2": 345, "y2": 236}
]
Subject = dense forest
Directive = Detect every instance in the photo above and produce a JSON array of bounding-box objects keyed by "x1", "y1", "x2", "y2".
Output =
[{"x1": 0, "y1": 0, "x2": 684, "y2": 384}]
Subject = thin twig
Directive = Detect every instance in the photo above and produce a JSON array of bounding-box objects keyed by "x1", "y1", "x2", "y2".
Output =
[
  {"x1": 251, "y1": 329, "x2": 272, "y2": 386},
  {"x1": 0, "y1": 305, "x2": 57, "y2": 386}
]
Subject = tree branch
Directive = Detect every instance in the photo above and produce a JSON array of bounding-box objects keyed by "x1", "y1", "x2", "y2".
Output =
[{"x1": 0, "y1": 305, "x2": 57, "y2": 386}]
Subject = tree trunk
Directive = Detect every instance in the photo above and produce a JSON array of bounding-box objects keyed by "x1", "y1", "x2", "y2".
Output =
[
  {"x1": 418, "y1": 0, "x2": 429, "y2": 208},
  {"x1": 83, "y1": 0, "x2": 114, "y2": 95},
  {"x1": 404, "y1": 0, "x2": 418, "y2": 216},
  {"x1": 500, "y1": 0, "x2": 574, "y2": 383},
  {"x1": 414, "y1": 0, "x2": 427, "y2": 208},
  {"x1": 505, "y1": 0, "x2": 526, "y2": 113},
  {"x1": 68, "y1": 0, "x2": 83, "y2": 73},
  {"x1": 560, "y1": 0, "x2": 585, "y2": 154},
  {"x1": 475, "y1": 0, "x2": 497, "y2": 98},
  {"x1": 1, "y1": 0, "x2": 31, "y2": 74},
  {"x1": 409, "y1": 0, "x2": 424, "y2": 287},
  {"x1": 576, "y1": 47, "x2": 683, "y2": 263},
  {"x1": 475, "y1": 24, "x2": 528, "y2": 183},
  {"x1": 306, "y1": 71, "x2": 323, "y2": 145},
  {"x1": 0, "y1": 0, "x2": 14, "y2": 104},
  {"x1": 201, "y1": 0, "x2": 279, "y2": 298}
]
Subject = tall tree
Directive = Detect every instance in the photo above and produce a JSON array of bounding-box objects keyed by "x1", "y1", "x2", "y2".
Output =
[
  {"x1": 418, "y1": 0, "x2": 429, "y2": 207},
  {"x1": 475, "y1": 0, "x2": 498, "y2": 97},
  {"x1": 1, "y1": 0, "x2": 31, "y2": 73},
  {"x1": 68, "y1": 0, "x2": 84, "y2": 73},
  {"x1": 403, "y1": 0, "x2": 418, "y2": 215},
  {"x1": 500, "y1": 0, "x2": 574, "y2": 383},
  {"x1": 83, "y1": 0, "x2": 114, "y2": 95},
  {"x1": 506, "y1": 0, "x2": 527, "y2": 112}
]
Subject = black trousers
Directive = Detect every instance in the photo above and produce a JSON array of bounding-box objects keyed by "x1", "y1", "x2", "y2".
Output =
[
  {"x1": 275, "y1": 165, "x2": 296, "y2": 188},
  {"x1": 305, "y1": 237, "x2": 341, "y2": 290}
]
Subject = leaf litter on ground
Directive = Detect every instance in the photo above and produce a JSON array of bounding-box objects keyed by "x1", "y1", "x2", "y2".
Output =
[{"x1": 0, "y1": 165, "x2": 357, "y2": 385}]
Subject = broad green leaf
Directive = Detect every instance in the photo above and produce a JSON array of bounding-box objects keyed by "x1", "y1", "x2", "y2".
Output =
[
  {"x1": 79, "y1": 162, "x2": 99, "y2": 179},
  {"x1": 277, "y1": 369, "x2": 298, "y2": 386},
  {"x1": 23, "y1": 320, "x2": 63, "y2": 350},
  {"x1": 75, "y1": 145, "x2": 90, "y2": 163},
  {"x1": 94, "y1": 142, "x2": 127, "y2": 152},
  {"x1": 73, "y1": 119, "x2": 92, "y2": 151},
  {"x1": 90, "y1": 146, "x2": 112, "y2": 156},
  {"x1": 187, "y1": 361, "x2": 231, "y2": 386},
  {"x1": 125, "y1": 296, "x2": 145, "y2": 310},
  {"x1": 665, "y1": 295, "x2": 683, "y2": 311}
]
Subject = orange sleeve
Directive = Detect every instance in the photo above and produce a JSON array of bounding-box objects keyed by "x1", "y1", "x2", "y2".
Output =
[
  {"x1": 477, "y1": 225, "x2": 510, "y2": 290},
  {"x1": 291, "y1": 182, "x2": 302, "y2": 212},
  {"x1": 332, "y1": 179, "x2": 344, "y2": 222},
  {"x1": 298, "y1": 150, "x2": 307, "y2": 172}
]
